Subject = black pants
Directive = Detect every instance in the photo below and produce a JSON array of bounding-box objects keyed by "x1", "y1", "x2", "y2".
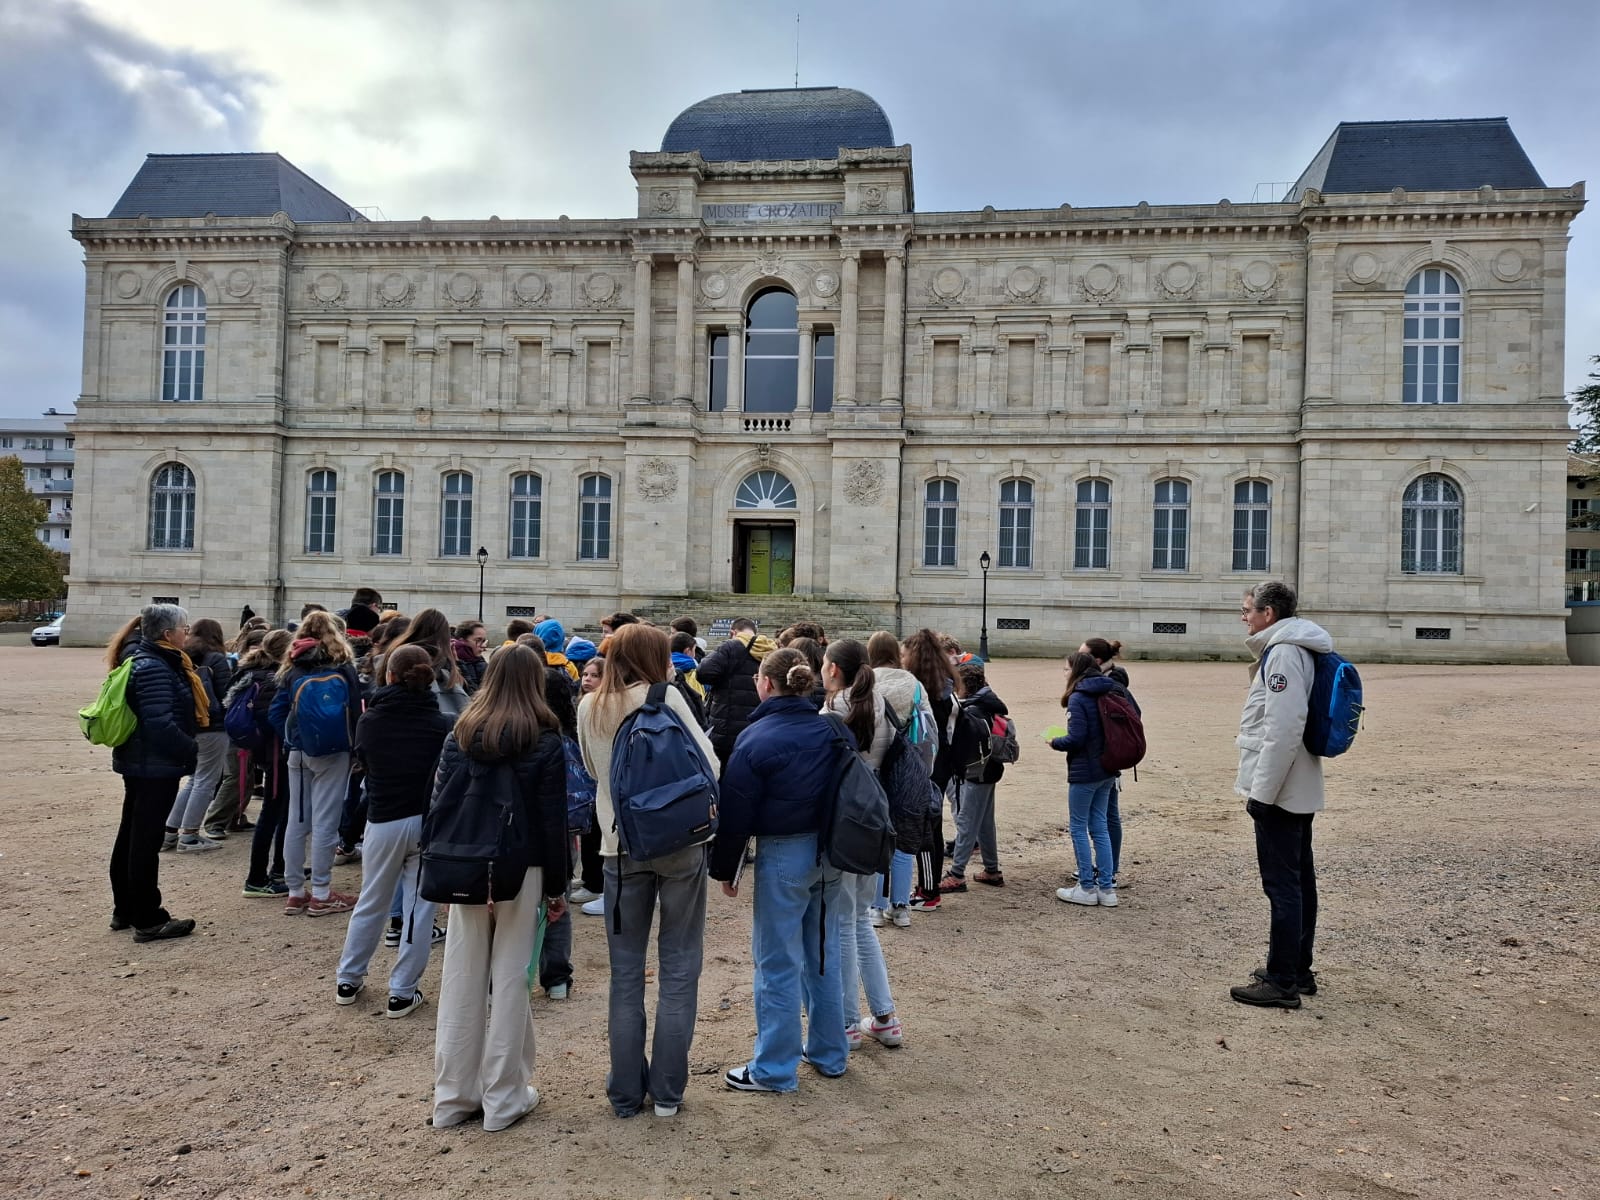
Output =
[
  {"x1": 247, "y1": 745, "x2": 289, "y2": 887},
  {"x1": 110, "y1": 775, "x2": 180, "y2": 928},
  {"x1": 338, "y1": 770, "x2": 367, "y2": 851},
  {"x1": 916, "y1": 804, "x2": 944, "y2": 896},
  {"x1": 579, "y1": 823, "x2": 603, "y2": 894},
  {"x1": 1247, "y1": 800, "x2": 1317, "y2": 987}
]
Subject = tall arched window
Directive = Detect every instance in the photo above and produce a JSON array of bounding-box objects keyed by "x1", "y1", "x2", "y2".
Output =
[
  {"x1": 440, "y1": 471, "x2": 473, "y2": 557},
  {"x1": 1074, "y1": 479, "x2": 1111, "y2": 569},
  {"x1": 162, "y1": 284, "x2": 206, "y2": 402},
  {"x1": 148, "y1": 462, "x2": 195, "y2": 550},
  {"x1": 1402, "y1": 474, "x2": 1463, "y2": 574},
  {"x1": 923, "y1": 478, "x2": 958, "y2": 567},
  {"x1": 998, "y1": 479, "x2": 1033, "y2": 568},
  {"x1": 1403, "y1": 268, "x2": 1462, "y2": 405},
  {"x1": 305, "y1": 469, "x2": 337, "y2": 555},
  {"x1": 509, "y1": 473, "x2": 542, "y2": 559},
  {"x1": 744, "y1": 288, "x2": 799, "y2": 413},
  {"x1": 1232, "y1": 480, "x2": 1271, "y2": 572},
  {"x1": 1152, "y1": 479, "x2": 1190, "y2": 571},
  {"x1": 372, "y1": 470, "x2": 405, "y2": 556},
  {"x1": 735, "y1": 469, "x2": 797, "y2": 509},
  {"x1": 579, "y1": 474, "x2": 612, "y2": 560}
]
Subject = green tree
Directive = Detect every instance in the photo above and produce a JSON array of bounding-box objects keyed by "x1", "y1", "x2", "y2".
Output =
[
  {"x1": 1571, "y1": 355, "x2": 1600, "y2": 456},
  {"x1": 0, "y1": 456, "x2": 65, "y2": 600}
]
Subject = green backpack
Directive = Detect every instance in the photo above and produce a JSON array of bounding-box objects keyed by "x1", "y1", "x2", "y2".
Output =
[{"x1": 80, "y1": 658, "x2": 138, "y2": 747}]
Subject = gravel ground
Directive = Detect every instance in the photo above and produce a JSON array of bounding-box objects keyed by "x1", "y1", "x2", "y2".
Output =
[{"x1": 2, "y1": 646, "x2": 1596, "y2": 1199}]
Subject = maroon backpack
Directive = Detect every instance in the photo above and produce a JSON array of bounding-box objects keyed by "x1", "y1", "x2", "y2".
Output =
[{"x1": 1097, "y1": 689, "x2": 1146, "y2": 774}]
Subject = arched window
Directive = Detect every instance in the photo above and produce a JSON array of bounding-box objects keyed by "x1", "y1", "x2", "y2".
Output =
[
  {"x1": 1232, "y1": 480, "x2": 1271, "y2": 572},
  {"x1": 1152, "y1": 479, "x2": 1190, "y2": 571},
  {"x1": 1403, "y1": 269, "x2": 1462, "y2": 405},
  {"x1": 148, "y1": 462, "x2": 195, "y2": 550},
  {"x1": 305, "y1": 469, "x2": 337, "y2": 555},
  {"x1": 998, "y1": 479, "x2": 1033, "y2": 569},
  {"x1": 509, "y1": 473, "x2": 542, "y2": 559},
  {"x1": 162, "y1": 284, "x2": 206, "y2": 402},
  {"x1": 735, "y1": 469, "x2": 797, "y2": 510},
  {"x1": 579, "y1": 474, "x2": 612, "y2": 560},
  {"x1": 372, "y1": 470, "x2": 405, "y2": 556},
  {"x1": 1074, "y1": 479, "x2": 1111, "y2": 569},
  {"x1": 1402, "y1": 474, "x2": 1462, "y2": 574},
  {"x1": 440, "y1": 471, "x2": 473, "y2": 557},
  {"x1": 923, "y1": 478, "x2": 958, "y2": 567},
  {"x1": 743, "y1": 288, "x2": 799, "y2": 414}
]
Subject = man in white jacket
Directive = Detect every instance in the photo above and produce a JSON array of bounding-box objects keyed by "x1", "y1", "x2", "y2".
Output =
[{"x1": 1230, "y1": 580, "x2": 1331, "y2": 1010}]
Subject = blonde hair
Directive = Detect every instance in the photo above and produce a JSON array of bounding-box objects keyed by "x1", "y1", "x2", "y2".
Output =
[{"x1": 277, "y1": 609, "x2": 352, "y2": 680}]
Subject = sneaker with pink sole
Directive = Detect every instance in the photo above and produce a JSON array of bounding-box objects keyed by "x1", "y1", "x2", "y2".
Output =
[
  {"x1": 306, "y1": 890, "x2": 357, "y2": 917},
  {"x1": 858, "y1": 1014, "x2": 903, "y2": 1048}
]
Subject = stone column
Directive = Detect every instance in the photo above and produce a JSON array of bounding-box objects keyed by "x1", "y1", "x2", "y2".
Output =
[
  {"x1": 630, "y1": 254, "x2": 653, "y2": 403},
  {"x1": 727, "y1": 318, "x2": 744, "y2": 413},
  {"x1": 1303, "y1": 241, "x2": 1336, "y2": 404},
  {"x1": 797, "y1": 323, "x2": 814, "y2": 412},
  {"x1": 880, "y1": 248, "x2": 905, "y2": 404},
  {"x1": 837, "y1": 251, "x2": 860, "y2": 404},
  {"x1": 674, "y1": 255, "x2": 695, "y2": 402}
]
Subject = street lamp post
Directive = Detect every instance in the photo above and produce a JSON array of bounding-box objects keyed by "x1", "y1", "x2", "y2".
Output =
[
  {"x1": 476, "y1": 546, "x2": 489, "y2": 622},
  {"x1": 978, "y1": 549, "x2": 991, "y2": 661}
]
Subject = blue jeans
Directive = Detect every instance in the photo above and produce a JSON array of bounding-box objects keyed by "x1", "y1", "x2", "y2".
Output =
[
  {"x1": 871, "y1": 850, "x2": 913, "y2": 911},
  {"x1": 837, "y1": 872, "x2": 895, "y2": 1025},
  {"x1": 1067, "y1": 778, "x2": 1115, "y2": 891},
  {"x1": 748, "y1": 833, "x2": 848, "y2": 1090}
]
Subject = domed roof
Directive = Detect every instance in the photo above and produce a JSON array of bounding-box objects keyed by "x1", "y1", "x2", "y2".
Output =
[{"x1": 661, "y1": 87, "x2": 894, "y2": 162}]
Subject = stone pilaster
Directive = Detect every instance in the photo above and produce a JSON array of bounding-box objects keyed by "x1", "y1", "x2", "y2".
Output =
[
  {"x1": 630, "y1": 254, "x2": 653, "y2": 402},
  {"x1": 674, "y1": 255, "x2": 695, "y2": 402},
  {"x1": 881, "y1": 248, "x2": 905, "y2": 405},
  {"x1": 836, "y1": 251, "x2": 860, "y2": 404}
]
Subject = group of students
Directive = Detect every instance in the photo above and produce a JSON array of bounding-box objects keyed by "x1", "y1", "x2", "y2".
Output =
[{"x1": 103, "y1": 594, "x2": 1139, "y2": 1129}]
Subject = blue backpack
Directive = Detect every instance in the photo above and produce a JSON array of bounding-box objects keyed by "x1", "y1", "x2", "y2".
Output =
[
  {"x1": 609, "y1": 682, "x2": 719, "y2": 862},
  {"x1": 223, "y1": 679, "x2": 270, "y2": 753},
  {"x1": 563, "y1": 735, "x2": 597, "y2": 833},
  {"x1": 1270, "y1": 646, "x2": 1363, "y2": 758},
  {"x1": 286, "y1": 670, "x2": 353, "y2": 756}
]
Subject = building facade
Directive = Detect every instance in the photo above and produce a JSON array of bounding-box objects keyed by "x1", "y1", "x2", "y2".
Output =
[
  {"x1": 1, "y1": 414, "x2": 74, "y2": 554},
  {"x1": 65, "y1": 90, "x2": 1584, "y2": 659}
]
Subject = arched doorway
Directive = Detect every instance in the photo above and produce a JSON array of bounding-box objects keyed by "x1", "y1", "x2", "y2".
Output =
[{"x1": 732, "y1": 468, "x2": 797, "y2": 594}]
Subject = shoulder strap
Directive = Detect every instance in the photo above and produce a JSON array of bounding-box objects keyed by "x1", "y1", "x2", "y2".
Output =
[{"x1": 645, "y1": 680, "x2": 670, "y2": 706}]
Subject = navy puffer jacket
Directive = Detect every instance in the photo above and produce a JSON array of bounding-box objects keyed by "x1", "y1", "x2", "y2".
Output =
[
  {"x1": 1050, "y1": 674, "x2": 1138, "y2": 784},
  {"x1": 709, "y1": 694, "x2": 849, "y2": 880},
  {"x1": 111, "y1": 640, "x2": 200, "y2": 779}
]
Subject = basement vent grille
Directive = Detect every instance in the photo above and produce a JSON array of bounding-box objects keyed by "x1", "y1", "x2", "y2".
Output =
[
  {"x1": 505, "y1": 605, "x2": 539, "y2": 617},
  {"x1": 1415, "y1": 627, "x2": 1452, "y2": 640},
  {"x1": 1151, "y1": 621, "x2": 1188, "y2": 635},
  {"x1": 152, "y1": 596, "x2": 179, "y2": 605},
  {"x1": 996, "y1": 618, "x2": 1031, "y2": 630}
]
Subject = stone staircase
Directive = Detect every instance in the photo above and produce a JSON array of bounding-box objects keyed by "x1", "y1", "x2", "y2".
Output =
[{"x1": 622, "y1": 592, "x2": 899, "y2": 641}]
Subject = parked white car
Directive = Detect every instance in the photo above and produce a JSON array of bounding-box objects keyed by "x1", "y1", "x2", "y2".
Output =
[{"x1": 31, "y1": 616, "x2": 63, "y2": 646}]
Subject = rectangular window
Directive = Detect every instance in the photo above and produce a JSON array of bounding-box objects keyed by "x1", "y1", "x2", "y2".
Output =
[
  {"x1": 811, "y1": 331, "x2": 835, "y2": 413},
  {"x1": 1005, "y1": 339, "x2": 1035, "y2": 409},
  {"x1": 1240, "y1": 335, "x2": 1270, "y2": 406},
  {"x1": 1571, "y1": 498, "x2": 1592, "y2": 522},
  {"x1": 931, "y1": 340, "x2": 960, "y2": 408},
  {"x1": 1082, "y1": 337, "x2": 1111, "y2": 407},
  {"x1": 1074, "y1": 480, "x2": 1111, "y2": 569},
  {"x1": 1567, "y1": 549, "x2": 1590, "y2": 571},
  {"x1": 1232, "y1": 481, "x2": 1270, "y2": 572},
  {"x1": 509, "y1": 476, "x2": 542, "y2": 559},
  {"x1": 998, "y1": 480, "x2": 1033, "y2": 568},
  {"x1": 379, "y1": 340, "x2": 407, "y2": 407},
  {"x1": 1152, "y1": 480, "x2": 1190, "y2": 571},
  {"x1": 579, "y1": 475, "x2": 612, "y2": 560},
  {"x1": 372, "y1": 473, "x2": 405, "y2": 556},
  {"x1": 516, "y1": 340, "x2": 543, "y2": 408},
  {"x1": 585, "y1": 341, "x2": 612, "y2": 408},
  {"x1": 1160, "y1": 337, "x2": 1190, "y2": 407},
  {"x1": 923, "y1": 480, "x2": 958, "y2": 567},
  {"x1": 305, "y1": 471, "x2": 337, "y2": 555},
  {"x1": 708, "y1": 333, "x2": 729, "y2": 412},
  {"x1": 314, "y1": 340, "x2": 340, "y2": 406},
  {"x1": 440, "y1": 476, "x2": 473, "y2": 557},
  {"x1": 0, "y1": 438, "x2": 11, "y2": 448},
  {"x1": 41, "y1": 438, "x2": 54, "y2": 450},
  {"x1": 448, "y1": 341, "x2": 474, "y2": 406}
]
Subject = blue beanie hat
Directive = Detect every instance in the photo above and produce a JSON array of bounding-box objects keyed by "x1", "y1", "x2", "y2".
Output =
[
  {"x1": 565, "y1": 637, "x2": 597, "y2": 664},
  {"x1": 535, "y1": 618, "x2": 565, "y2": 651}
]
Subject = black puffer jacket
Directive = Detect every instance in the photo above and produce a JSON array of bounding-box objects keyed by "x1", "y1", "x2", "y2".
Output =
[
  {"x1": 111, "y1": 639, "x2": 200, "y2": 779},
  {"x1": 354, "y1": 684, "x2": 455, "y2": 823},
  {"x1": 955, "y1": 686, "x2": 1010, "y2": 785},
  {"x1": 695, "y1": 633, "x2": 778, "y2": 763},
  {"x1": 430, "y1": 727, "x2": 570, "y2": 900}
]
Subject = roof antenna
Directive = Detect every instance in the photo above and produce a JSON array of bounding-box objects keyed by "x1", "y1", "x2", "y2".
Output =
[{"x1": 794, "y1": 13, "x2": 800, "y2": 87}]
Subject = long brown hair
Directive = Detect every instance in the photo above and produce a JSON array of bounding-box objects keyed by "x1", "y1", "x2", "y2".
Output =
[
  {"x1": 824, "y1": 638, "x2": 876, "y2": 751},
  {"x1": 184, "y1": 617, "x2": 227, "y2": 659},
  {"x1": 241, "y1": 628, "x2": 292, "y2": 672},
  {"x1": 901, "y1": 628, "x2": 958, "y2": 698},
  {"x1": 389, "y1": 606, "x2": 460, "y2": 687},
  {"x1": 228, "y1": 617, "x2": 268, "y2": 654},
  {"x1": 591, "y1": 623, "x2": 672, "y2": 726},
  {"x1": 1060, "y1": 651, "x2": 1101, "y2": 707},
  {"x1": 452, "y1": 644, "x2": 556, "y2": 758},
  {"x1": 104, "y1": 616, "x2": 142, "y2": 670},
  {"x1": 865, "y1": 630, "x2": 901, "y2": 670},
  {"x1": 277, "y1": 609, "x2": 352, "y2": 680}
]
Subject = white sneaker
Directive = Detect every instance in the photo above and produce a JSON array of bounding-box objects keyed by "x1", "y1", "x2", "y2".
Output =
[
  {"x1": 1098, "y1": 889, "x2": 1119, "y2": 907},
  {"x1": 581, "y1": 896, "x2": 605, "y2": 917},
  {"x1": 653, "y1": 1102, "x2": 679, "y2": 1118},
  {"x1": 1055, "y1": 885, "x2": 1099, "y2": 906},
  {"x1": 868, "y1": 908, "x2": 885, "y2": 928},
  {"x1": 890, "y1": 905, "x2": 911, "y2": 928},
  {"x1": 569, "y1": 886, "x2": 601, "y2": 904},
  {"x1": 176, "y1": 834, "x2": 223, "y2": 853},
  {"x1": 546, "y1": 982, "x2": 570, "y2": 1000}
]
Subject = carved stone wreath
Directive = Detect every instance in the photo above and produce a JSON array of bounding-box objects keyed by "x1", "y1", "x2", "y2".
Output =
[
  {"x1": 1005, "y1": 265, "x2": 1044, "y2": 302},
  {"x1": 512, "y1": 271, "x2": 548, "y2": 307},
  {"x1": 308, "y1": 272, "x2": 346, "y2": 308},
  {"x1": 1234, "y1": 260, "x2": 1278, "y2": 301},
  {"x1": 1078, "y1": 263, "x2": 1121, "y2": 304},
  {"x1": 652, "y1": 188, "x2": 677, "y2": 214},
  {"x1": 635, "y1": 456, "x2": 678, "y2": 500},
  {"x1": 860, "y1": 184, "x2": 885, "y2": 212},
  {"x1": 928, "y1": 266, "x2": 967, "y2": 306},
  {"x1": 1156, "y1": 261, "x2": 1198, "y2": 301},
  {"x1": 444, "y1": 272, "x2": 481, "y2": 308},
  {"x1": 843, "y1": 460, "x2": 884, "y2": 506},
  {"x1": 225, "y1": 268, "x2": 255, "y2": 300},
  {"x1": 377, "y1": 272, "x2": 414, "y2": 308},
  {"x1": 581, "y1": 272, "x2": 618, "y2": 308}
]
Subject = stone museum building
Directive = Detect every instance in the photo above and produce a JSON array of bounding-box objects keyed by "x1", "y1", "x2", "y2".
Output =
[{"x1": 64, "y1": 87, "x2": 1584, "y2": 659}]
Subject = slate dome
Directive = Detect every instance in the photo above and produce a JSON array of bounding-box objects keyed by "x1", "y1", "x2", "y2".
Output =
[{"x1": 660, "y1": 87, "x2": 894, "y2": 162}]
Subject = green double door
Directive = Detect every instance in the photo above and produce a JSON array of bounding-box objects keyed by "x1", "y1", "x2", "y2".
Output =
[{"x1": 736, "y1": 523, "x2": 795, "y2": 595}]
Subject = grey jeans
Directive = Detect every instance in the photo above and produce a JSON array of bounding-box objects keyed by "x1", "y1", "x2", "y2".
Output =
[
  {"x1": 284, "y1": 749, "x2": 350, "y2": 897},
  {"x1": 337, "y1": 814, "x2": 436, "y2": 999},
  {"x1": 949, "y1": 779, "x2": 1000, "y2": 875},
  {"x1": 602, "y1": 842, "x2": 708, "y2": 1116},
  {"x1": 168, "y1": 731, "x2": 228, "y2": 831}
]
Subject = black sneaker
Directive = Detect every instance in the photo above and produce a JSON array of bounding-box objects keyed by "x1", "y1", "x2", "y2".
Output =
[
  {"x1": 133, "y1": 918, "x2": 196, "y2": 943},
  {"x1": 1229, "y1": 979, "x2": 1301, "y2": 1009},
  {"x1": 336, "y1": 982, "x2": 364, "y2": 1006},
  {"x1": 109, "y1": 913, "x2": 131, "y2": 931},
  {"x1": 384, "y1": 919, "x2": 403, "y2": 948},
  {"x1": 1251, "y1": 967, "x2": 1317, "y2": 996},
  {"x1": 387, "y1": 990, "x2": 426, "y2": 1019}
]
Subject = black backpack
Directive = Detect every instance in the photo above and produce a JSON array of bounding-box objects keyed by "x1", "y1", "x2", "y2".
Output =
[
  {"x1": 878, "y1": 703, "x2": 934, "y2": 856},
  {"x1": 419, "y1": 749, "x2": 529, "y2": 905},
  {"x1": 819, "y1": 713, "x2": 896, "y2": 877},
  {"x1": 957, "y1": 699, "x2": 996, "y2": 782}
]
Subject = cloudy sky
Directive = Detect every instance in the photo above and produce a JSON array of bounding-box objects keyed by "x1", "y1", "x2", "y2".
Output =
[{"x1": 1, "y1": 0, "x2": 1595, "y2": 420}]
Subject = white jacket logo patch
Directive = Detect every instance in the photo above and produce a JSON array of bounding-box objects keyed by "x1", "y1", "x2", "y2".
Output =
[{"x1": 1267, "y1": 673, "x2": 1289, "y2": 693}]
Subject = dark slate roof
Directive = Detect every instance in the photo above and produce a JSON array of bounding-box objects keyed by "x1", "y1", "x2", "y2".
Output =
[
  {"x1": 661, "y1": 87, "x2": 894, "y2": 161},
  {"x1": 107, "y1": 153, "x2": 366, "y2": 221},
  {"x1": 1289, "y1": 118, "x2": 1545, "y2": 199}
]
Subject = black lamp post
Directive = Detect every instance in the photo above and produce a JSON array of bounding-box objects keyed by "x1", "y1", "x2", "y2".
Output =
[
  {"x1": 476, "y1": 546, "x2": 489, "y2": 622},
  {"x1": 978, "y1": 549, "x2": 991, "y2": 661}
]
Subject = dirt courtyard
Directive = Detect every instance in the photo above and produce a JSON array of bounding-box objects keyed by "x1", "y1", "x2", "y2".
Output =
[{"x1": 1, "y1": 646, "x2": 1596, "y2": 1199}]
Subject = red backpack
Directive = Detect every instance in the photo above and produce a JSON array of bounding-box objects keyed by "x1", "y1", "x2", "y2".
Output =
[{"x1": 1097, "y1": 689, "x2": 1146, "y2": 774}]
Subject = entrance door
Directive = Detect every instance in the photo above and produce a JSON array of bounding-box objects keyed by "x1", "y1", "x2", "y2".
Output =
[{"x1": 734, "y1": 522, "x2": 796, "y2": 594}]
